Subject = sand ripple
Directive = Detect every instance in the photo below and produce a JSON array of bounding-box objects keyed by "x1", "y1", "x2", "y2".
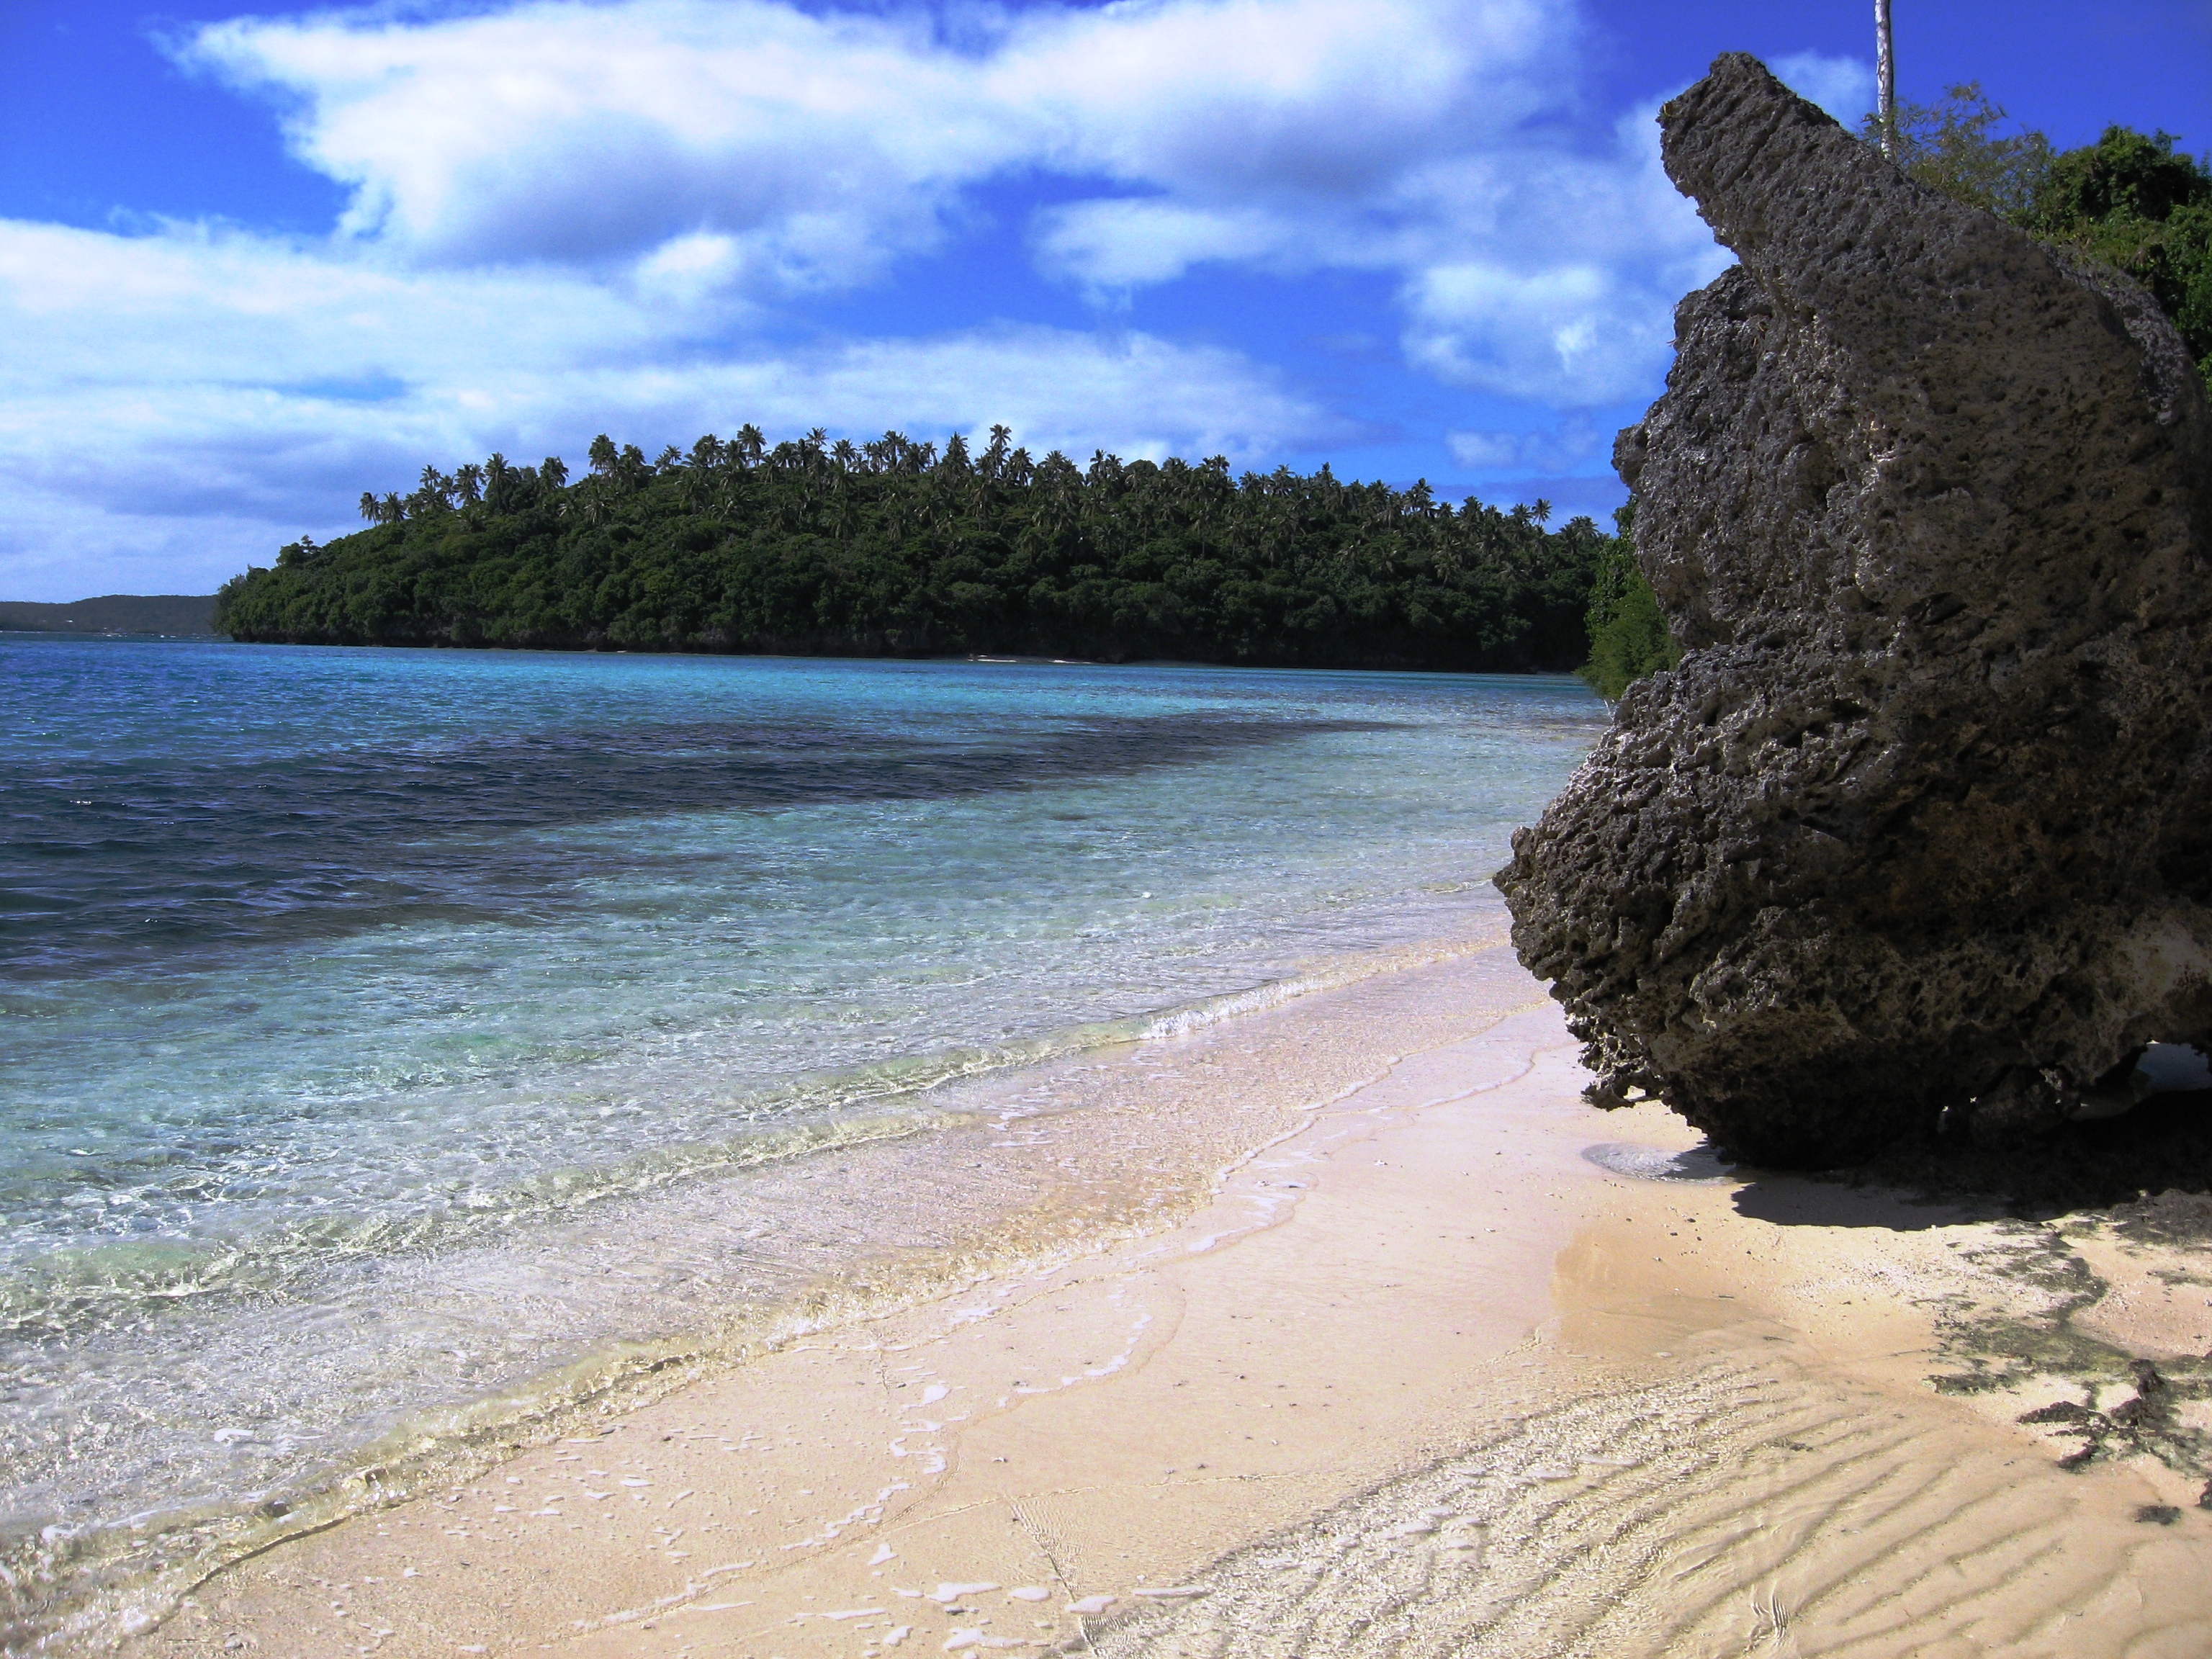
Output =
[{"x1": 1085, "y1": 1358, "x2": 2212, "y2": 1658}]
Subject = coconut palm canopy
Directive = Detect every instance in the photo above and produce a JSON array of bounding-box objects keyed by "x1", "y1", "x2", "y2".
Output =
[{"x1": 220, "y1": 428, "x2": 1612, "y2": 670}]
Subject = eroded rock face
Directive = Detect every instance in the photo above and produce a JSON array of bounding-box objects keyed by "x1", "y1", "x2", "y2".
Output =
[{"x1": 1496, "y1": 54, "x2": 2212, "y2": 1167}]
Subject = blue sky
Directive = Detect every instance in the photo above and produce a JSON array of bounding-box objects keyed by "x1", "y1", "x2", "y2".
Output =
[{"x1": 2, "y1": 1, "x2": 2206, "y2": 600}]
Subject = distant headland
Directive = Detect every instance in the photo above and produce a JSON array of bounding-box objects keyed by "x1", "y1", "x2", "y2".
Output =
[
  {"x1": 0, "y1": 594, "x2": 217, "y2": 635},
  {"x1": 212, "y1": 436, "x2": 1622, "y2": 675}
]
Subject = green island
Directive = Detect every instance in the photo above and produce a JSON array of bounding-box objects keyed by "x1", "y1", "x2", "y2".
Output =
[
  {"x1": 215, "y1": 109, "x2": 2206, "y2": 694},
  {"x1": 215, "y1": 436, "x2": 1619, "y2": 675}
]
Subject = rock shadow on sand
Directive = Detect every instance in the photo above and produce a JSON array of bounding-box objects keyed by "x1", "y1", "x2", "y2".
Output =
[{"x1": 1586, "y1": 1074, "x2": 2212, "y2": 1232}]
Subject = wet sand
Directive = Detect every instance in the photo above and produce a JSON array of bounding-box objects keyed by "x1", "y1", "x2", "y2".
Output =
[{"x1": 132, "y1": 946, "x2": 2212, "y2": 1658}]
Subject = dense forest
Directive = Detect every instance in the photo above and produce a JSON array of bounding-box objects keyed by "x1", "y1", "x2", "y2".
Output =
[
  {"x1": 1578, "y1": 503, "x2": 1679, "y2": 701},
  {"x1": 215, "y1": 432, "x2": 1613, "y2": 673}
]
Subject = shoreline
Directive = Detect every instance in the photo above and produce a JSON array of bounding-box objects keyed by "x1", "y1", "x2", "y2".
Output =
[
  {"x1": 24, "y1": 922, "x2": 1545, "y2": 1653},
  {"x1": 122, "y1": 942, "x2": 2212, "y2": 1659},
  {"x1": 4, "y1": 649, "x2": 1609, "y2": 1659}
]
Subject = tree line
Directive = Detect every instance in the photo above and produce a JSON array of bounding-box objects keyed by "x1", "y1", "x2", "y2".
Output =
[{"x1": 215, "y1": 428, "x2": 1614, "y2": 673}]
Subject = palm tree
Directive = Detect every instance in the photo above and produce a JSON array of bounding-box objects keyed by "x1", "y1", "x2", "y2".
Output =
[
  {"x1": 564, "y1": 482, "x2": 609, "y2": 527},
  {"x1": 1875, "y1": 0, "x2": 1897, "y2": 158},
  {"x1": 359, "y1": 490, "x2": 379, "y2": 523},
  {"x1": 678, "y1": 462, "x2": 711, "y2": 513},
  {"x1": 454, "y1": 462, "x2": 484, "y2": 505}
]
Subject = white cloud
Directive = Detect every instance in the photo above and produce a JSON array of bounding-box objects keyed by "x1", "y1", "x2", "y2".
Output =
[
  {"x1": 6, "y1": 2, "x2": 1844, "y2": 595},
  {"x1": 187, "y1": 1, "x2": 984, "y2": 285},
  {"x1": 186, "y1": 0, "x2": 1572, "y2": 293},
  {"x1": 997, "y1": 0, "x2": 1566, "y2": 194},
  {"x1": 1406, "y1": 258, "x2": 1663, "y2": 405},
  {"x1": 1772, "y1": 51, "x2": 1876, "y2": 125},
  {"x1": 176, "y1": 1, "x2": 1722, "y2": 394},
  {"x1": 1444, "y1": 416, "x2": 1599, "y2": 472},
  {"x1": 1030, "y1": 200, "x2": 1297, "y2": 294},
  {"x1": 1393, "y1": 105, "x2": 1732, "y2": 404},
  {"x1": 0, "y1": 217, "x2": 1334, "y2": 595}
]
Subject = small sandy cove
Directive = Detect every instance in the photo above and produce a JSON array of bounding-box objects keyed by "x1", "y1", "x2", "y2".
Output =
[{"x1": 138, "y1": 944, "x2": 2212, "y2": 1659}]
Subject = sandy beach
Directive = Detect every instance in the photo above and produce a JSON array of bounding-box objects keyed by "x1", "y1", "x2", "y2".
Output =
[
  {"x1": 127, "y1": 936, "x2": 2212, "y2": 1659},
  {"x1": 15, "y1": 11, "x2": 2208, "y2": 1658}
]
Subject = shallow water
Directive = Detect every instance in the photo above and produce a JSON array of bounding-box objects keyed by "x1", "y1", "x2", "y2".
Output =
[{"x1": 0, "y1": 637, "x2": 1603, "y2": 1642}]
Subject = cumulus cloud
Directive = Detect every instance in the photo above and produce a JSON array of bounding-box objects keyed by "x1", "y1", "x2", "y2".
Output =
[
  {"x1": 1030, "y1": 200, "x2": 1298, "y2": 295},
  {"x1": 0, "y1": 217, "x2": 1334, "y2": 595},
  {"x1": 999, "y1": 0, "x2": 1566, "y2": 194},
  {"x1": 186, "y1": 1, "x2": 980, "y2": 288},
  {"x1": 185, "y1": 0, "x2": 1571, "y2": 291},
  {"x1": 183, "y1": 0, "x2": 1710, "y2": 402},
  {"x1": 12, "y1": 0, "x2": 1825, "y2": 594},
  {"x1": 1444, "y1": 415, "x2": 1601, "y2": 473},
  {"x1": 1393, "y1": 107, "x2": 1732, "y2": 405}
]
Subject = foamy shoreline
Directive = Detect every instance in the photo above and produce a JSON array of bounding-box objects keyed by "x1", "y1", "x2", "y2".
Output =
[{"x1": 122, "y1": 940, "x2": 2212, "y2": 1658}]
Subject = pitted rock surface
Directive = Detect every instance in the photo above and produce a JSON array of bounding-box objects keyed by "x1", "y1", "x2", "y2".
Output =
[{"x1": 1496, "y1": 54, "x2": 2212, "y2": 1167}]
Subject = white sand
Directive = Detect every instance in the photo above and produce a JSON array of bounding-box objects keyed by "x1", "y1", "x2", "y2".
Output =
[{"x1": 132, "y1": 943, "x2": 2212, "y2": 1658}]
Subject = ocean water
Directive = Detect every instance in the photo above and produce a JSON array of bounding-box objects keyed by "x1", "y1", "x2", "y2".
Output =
[{"x1": 0, "y1": 637, "x2": 1603, "y2": 1643}]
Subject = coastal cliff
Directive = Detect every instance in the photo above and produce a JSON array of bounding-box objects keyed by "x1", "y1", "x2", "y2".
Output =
[{"x1": 1498, "y1": 54, "x2": 2212, "y2": 1168}]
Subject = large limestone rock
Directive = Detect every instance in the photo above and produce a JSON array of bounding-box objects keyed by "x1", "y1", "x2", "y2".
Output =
[{"x1": 1496, "y1": 54, "x2": 2212, "y2": 1167}]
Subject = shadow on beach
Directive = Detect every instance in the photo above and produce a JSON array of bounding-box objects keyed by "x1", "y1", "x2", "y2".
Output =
[{"x1": 1717, "y1": 1087, "x2": 2212, "y2": 1233}]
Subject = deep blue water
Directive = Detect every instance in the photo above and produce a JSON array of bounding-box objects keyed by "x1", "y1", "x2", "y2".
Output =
[{"x1": 0, "y1": 636, "x2": 1604, "y2": 1638}]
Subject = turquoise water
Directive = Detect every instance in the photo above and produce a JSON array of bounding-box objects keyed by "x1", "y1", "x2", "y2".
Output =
[{"x1": 0, "y1": 637, "x2": 1603, "y2": 1638}]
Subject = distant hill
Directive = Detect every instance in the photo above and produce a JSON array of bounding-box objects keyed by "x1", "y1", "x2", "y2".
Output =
[{"x1": 0, "y1": 595, "x2": 219, "y2": 635}]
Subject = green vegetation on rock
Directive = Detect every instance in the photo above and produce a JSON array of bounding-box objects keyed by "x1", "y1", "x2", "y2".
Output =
[{"x1": 214, "y1": 429, "x2": 1609, "y2": 672}]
